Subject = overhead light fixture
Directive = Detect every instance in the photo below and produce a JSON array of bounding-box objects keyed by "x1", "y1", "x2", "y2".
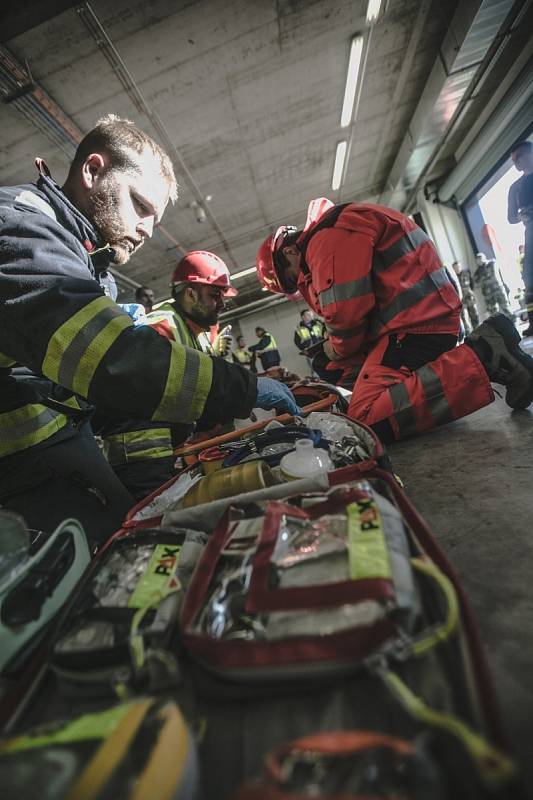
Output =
[
  {"x1": 231, "y1": 266, "x2": 257, "y2": 280},
  {"x1": 340, "y1": 35, "x2": 364, "y2": 128},
  {"x1": 332, "y1": 141, "x2": 347, "y2": 191},
  {"x1": 366, "y1": 0, "x2": 383, "y2": 24}
]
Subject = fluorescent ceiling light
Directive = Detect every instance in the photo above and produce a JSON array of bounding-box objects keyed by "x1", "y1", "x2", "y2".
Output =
[
  {"x1": 231, "y1": 266, "x2": 257, "y2": 280},
  {"x1": 340, "y1": 35, "x2": 364, "y2": 128},
  {"x1": 366, "y1": 0, "x2": 383, "y2": 24},
  {"x1": 331, "y1": 140, "x2": 347, "y2": 191}
]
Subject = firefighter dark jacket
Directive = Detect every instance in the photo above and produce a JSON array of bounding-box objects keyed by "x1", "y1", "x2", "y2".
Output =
[{"x1": 0, "y1": 164, "x2": 256, "y2": 464}]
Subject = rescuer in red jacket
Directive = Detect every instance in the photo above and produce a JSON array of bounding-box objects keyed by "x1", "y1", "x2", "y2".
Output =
[{"x1": 256, "y1": 197, "x2": 533, "y2": 443}]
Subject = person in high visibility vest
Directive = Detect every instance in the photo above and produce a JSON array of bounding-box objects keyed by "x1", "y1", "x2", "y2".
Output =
[
  {"x1": 0, "y1": 115, "x2": 300, "y2": 548},
  {"x1": 248, "y1": 327, "x2": 281, "y2": 371},
  {"x1": 233, "y1": 336, "x2": 253, "y2": 367},
  {"x1": 294, "y1": 308, "x2": 325, "y2": 373},
  {"x1": 256, "y1": 196, "x2": 533, "y2": 444},
  {"x1": 294, "y1": 309, "x2": 325, "y2": 350},
  {"x1": 98, "y1": 250, "x2": 240, "y2": 499}
]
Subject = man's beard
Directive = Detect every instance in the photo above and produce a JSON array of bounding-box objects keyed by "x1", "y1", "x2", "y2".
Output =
[
  {"x1": 186, "y1": 302, "x2": 218, "y2": 328},
  {"x1": 88, "y1": 173, "x2": 132, "y2": 265}
]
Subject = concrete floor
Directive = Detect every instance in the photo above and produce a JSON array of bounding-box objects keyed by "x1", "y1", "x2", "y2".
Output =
[{"x1": 388, "y1": 394, "x2": 533, "y2": 787}]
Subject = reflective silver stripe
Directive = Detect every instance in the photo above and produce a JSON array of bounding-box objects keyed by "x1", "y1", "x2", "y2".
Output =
[
  {"x1": 389, "y1": 382, "x2": 418, "y2": 437},
  {"x1": 319, "y1": 274, "x2": 372, "y2": 307},
  {"x1": 105, "y1": 432, "x2": 173, "y2": 465},
  {"x1": 326, "y1": 321, "x2": 366, "y2": 339},
  {"x1": 5, "y1": 407, "x2": 61, "y2": 439},
  {"x1": 122, "y1": 437, "x2": 171, "y2": 455},
  {"x1": 180, "y1": 346, "x2": 202, "y2": 408},
  {"x1": 369, "y1": 267, "x2": 451, "y2": 336},
  {"x1": 417, "y1": 364, "x2": 454, "y2": 425},
  {"x1": 57, "y1": 303, "x2": 128, "y2": 390},
  {"x1": 373, "y1": 228, "x2": 430, "y2": 272},
  {"x1": 388, "y1": 363, "x2": 453, "y2": 438}
]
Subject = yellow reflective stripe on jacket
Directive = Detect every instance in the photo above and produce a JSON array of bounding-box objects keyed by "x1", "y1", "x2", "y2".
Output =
[
  {"x1": 43, "y1": 296, "x2": 133, "y2": 396},
  {"x1": 153, "y1": 341, "x2": 213, "y2": 424},
  {"x1": 0, "y1": 403, "x2": 69, "y2": 457},
  {"x1": 103, "y1": 429, "x2": 173, "y2": 466}
]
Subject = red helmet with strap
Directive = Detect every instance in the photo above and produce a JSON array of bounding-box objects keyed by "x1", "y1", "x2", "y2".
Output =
[
  {"x1": 171, "y1": 251, "x2": 238, "y2": 296},
  {"x1": 256, "y1": 225, "x2": 298, "y2": 294}
]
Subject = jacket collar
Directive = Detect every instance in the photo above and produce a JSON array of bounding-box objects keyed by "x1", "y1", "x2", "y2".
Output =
[{"x1": 34, "y1": 159, "x2": 109, "y2": 266}]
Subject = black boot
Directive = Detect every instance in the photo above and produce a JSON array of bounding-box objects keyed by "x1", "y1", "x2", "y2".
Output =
[{"x1": 466, "y1": 313, "x2": 533, "y2": 409}]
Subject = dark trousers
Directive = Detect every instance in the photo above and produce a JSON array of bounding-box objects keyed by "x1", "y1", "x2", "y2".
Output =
[
  {"x1": 113, "y1": 456, "x2": 176, "y2": 502},
  {"x1": 0, "y1": 421, "x2": 135, "y2": 552}
]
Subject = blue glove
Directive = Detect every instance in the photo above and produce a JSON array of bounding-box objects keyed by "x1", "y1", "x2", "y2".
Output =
[
  {"x1": 256, "y1": 377, "x2": 303, "y2": 416},
  {"x1": 119, "y1": 303, "x2": 148, "y2": 327}
]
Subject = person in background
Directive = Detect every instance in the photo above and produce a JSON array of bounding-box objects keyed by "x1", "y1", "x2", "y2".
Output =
[
  {"x1": 0, "y1": 115, "x2": 299, "y2": 548},
  {"x1": 508, "y1": 141, "x2": 533, "y2": 337},
  {"x1": 294, "y1": 308, "x2": 325, "y2": 374},
  {"x1": 294, "y1": 307, "x2": 324, "y2": 360},
  {"x1": 256, "y1": 196, "x2": 533, "y2": 445},
  {"x1": 452, "y1": 260, "x2": 479, "y2": 333},
  {"x1": 473, "y1": 252, "x2": 512, "y2": 319},
  {"x1": 517, "y1": 244, "x2": 525, "y2": 274},
  {"x1": 233, "y1": 335, "x2": 253, "y2": 368},
  {"x1": 135, "y1": 284, "x2": 155, "y2": 313},
  {"x1": 248, "y1": 326, "x2": 281, "y2": 371}
]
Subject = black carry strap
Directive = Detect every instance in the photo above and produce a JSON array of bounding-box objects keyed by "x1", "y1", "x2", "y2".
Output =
[{"x1": 298, "y1": 203, "x2": 351, "y2": 275}]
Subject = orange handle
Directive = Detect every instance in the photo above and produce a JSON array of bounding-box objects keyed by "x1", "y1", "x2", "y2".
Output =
[{"x1": 173, "y1": 393, "x2": 338, "y2": 458}]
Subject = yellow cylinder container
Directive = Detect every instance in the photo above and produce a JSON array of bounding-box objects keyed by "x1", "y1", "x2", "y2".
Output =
[{"x1": 180, "y1": 460, "x2": 277, "y2": 508}]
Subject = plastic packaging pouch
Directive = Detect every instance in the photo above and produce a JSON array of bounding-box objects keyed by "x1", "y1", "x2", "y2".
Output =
[
  {"x1": 51, "y1": 528, "x2": 207, "y2": 694},
  {"x1": 182, "y1": 481, "x2": 418, "y2": 681},
  {"x1": 0, "y1": 697, "x2": 200, "y2": 800},
  {"x1": 0, "y1": 518, "x2": 91, "y2": 674},
  {"x1": 234, "y1": 730, "x2": 444, "y2": 800}
]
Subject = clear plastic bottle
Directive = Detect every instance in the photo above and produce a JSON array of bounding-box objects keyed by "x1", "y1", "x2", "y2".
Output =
[{"x1": 280, "y1": 439, "x2": 333, "y2": 481}]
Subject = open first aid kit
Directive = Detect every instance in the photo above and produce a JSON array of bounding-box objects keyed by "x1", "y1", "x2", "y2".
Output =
[
  {"x1": 0, "y1": 398, "x2": 521, "y2": 799},
  {"x1": 124, "y1": 408, "x2": 392, "y2": 529},
  {"x1": 50, "y1": 528, "x2": 207, "y2": 696},
  {"x1": 176, "y1": 469, "x2": 517, "y2": 799},
  {"x1": 181, "y1": 480, "x2": 419, "y2": 680}
]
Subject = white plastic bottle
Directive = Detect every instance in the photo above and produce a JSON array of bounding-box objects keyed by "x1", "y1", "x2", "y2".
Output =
[{"x1": 279, "y1": 439, "x2": 333, "y2": 481}]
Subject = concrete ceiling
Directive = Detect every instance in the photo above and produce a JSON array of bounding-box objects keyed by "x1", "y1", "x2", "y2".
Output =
[{"x1": 0, "y1": 0, "x2": 529, "y2": 308}]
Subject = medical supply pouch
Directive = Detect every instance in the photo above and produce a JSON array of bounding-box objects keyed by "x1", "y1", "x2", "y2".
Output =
[
  {"x1": 234, "y1": 729, "x2": 445, "y2": 800},
  {"x1": 182, "y1": 480, "x2": 419, "y2": 681},
  {"x1": 0, "y1": 697, "x2": 199, "y2": 800},
  {"x1": 0, "y1": 518, "x2": 91, "y2": 675},
  {"x1": 188, "y1": 473, "x2": 518, "y2": 799},
  {"x1": 51, "y1": 528, "x2": 207, "y2": 695}
]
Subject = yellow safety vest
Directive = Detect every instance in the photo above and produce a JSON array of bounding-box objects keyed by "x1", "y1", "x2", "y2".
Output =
[
  {"x1": 233, "y1": 348, "x2": 252, "y2": 365},
  {"x1": 255, "y1": 332, "x2": 278, "y2": 353}
]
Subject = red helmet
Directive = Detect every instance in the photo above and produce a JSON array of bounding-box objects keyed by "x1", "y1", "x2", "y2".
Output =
[
  {"x1": 256, "y1": 226, "x2": 298, "y2": 294},
  {"x1": 171, "y1": 251, "x2": 238, "y2": 296}
]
